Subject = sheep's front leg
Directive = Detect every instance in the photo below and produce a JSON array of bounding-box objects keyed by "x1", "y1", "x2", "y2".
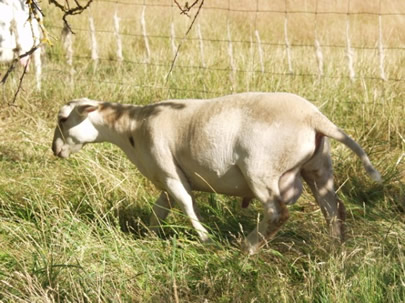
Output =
[
  {"x1": 149, "y1": 192, "x2": 173, "y2": 234},
  {"x1": 165, "y1": 178, "x2": 210, "y2": 242}
]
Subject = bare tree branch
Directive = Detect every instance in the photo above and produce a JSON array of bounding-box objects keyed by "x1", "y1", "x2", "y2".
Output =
[
  {"x1": 166, "y1": 0, "x2": 205, "y2": 82},
  {"x1": 1, "y1": 44, "x2": 41, "y2": 85},
  {"x1": 1, "y1": 1, "x2": 45, "y2": 103},
  {"x1": 1, "y1": 0, "x2": 94, "y2": 103},
  {"x1": 173, "y1": 0, "x2": 200, "y2": 17},
  {"x1": 48, "y1": 0, "x2": 94, "y2": 34},
  {"x1": 8, "y1": 58, "x2": 29, "y2": 106}
]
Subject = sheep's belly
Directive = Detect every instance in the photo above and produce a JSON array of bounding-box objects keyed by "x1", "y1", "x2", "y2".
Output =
[{"x1": 184, "y1": 165, "x2": 253, "y2": 197}]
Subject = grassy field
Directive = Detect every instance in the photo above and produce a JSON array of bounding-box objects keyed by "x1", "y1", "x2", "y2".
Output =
[{"x1": 0, "y1": 0, "x2": 404, "y2": 302}]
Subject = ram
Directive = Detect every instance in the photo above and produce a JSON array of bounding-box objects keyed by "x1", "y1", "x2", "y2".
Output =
[{"x1": 52, "y1": 92, "x2": 381, "y2": 254}]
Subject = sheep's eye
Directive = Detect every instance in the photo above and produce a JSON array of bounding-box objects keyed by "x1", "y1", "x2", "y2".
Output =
[{"x1": 59, "y1": 117, "x2": 68, "y2": 123}]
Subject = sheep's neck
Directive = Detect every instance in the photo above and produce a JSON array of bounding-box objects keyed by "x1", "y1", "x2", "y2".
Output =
[
  {"x1": 93, "y1": 103, "x2": 139, "y2": 148},
  {"x1": 92, "y1": 103, "x2": 146, "y2": 169}
]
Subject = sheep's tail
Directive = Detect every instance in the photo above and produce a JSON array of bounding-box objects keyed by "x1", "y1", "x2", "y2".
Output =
[{"x1": 312, "y1": 112, "x2": 382, "y2": 183}]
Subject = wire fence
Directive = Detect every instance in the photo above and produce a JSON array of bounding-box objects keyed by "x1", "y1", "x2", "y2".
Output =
[{"x1": 36, "y1": 0, "x2": 405, "y2": 95}]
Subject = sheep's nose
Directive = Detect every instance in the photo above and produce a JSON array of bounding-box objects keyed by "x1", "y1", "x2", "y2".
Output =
[
  {"x1": 52, "y1": 126, "x2": 64, "y2": 157},
  {"x1": 52, "y1": 142, "x2": 61, "y2": 157},
  {"x1": 52, "y1": 134, "x2": 64, "y2": 157}
]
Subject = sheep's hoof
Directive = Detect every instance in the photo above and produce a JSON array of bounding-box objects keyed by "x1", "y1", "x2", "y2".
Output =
[{"x1": 241, "y1": 240, "x2": 260, "y2": 256}]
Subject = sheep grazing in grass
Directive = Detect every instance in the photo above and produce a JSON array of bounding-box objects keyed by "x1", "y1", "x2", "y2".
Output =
[
  {"x1": 0, "y1": 0, "x2": 41, "y2": 90},
  {"x1": 52, "y1": 92, "x2": 381, "y2": 255}
]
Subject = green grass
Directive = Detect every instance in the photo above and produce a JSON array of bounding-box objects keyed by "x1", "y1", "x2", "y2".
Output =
[{"x1": 0, "y1": 1, "x2": 404, "y2": 302}]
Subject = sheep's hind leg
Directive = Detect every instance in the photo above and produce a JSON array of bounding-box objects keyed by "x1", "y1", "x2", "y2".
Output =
[
  {"x1": 149, "y1": 192, "x2": 174, "y2": 235},
  {"x1": 242, "y1": 180, "x2": 289, "y2": 255},
  {"x1": 302, "y1": 139, "x2": 345, "y2": 242}
]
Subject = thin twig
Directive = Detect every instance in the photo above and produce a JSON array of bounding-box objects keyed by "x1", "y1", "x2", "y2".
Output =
[
  {"x1": 9, "y1": 60, "x2": 29, "y2": 106},
  {"x1": 1, "y1": 45, "x2": 41, "y2": 85},
  {"x1": 1, "y1": 1, "x2": 45, "y2": 101},
  {"x1": 173, "y1": 0, "x2": 200, "y2": 16},
  {"x1": 48, "y1": 0, "x2": 94, "y2": 34},
  {"x1": 1, "y1": 45, "x2": 41, "y2": 106},
  {"x1": 166, "y1": 0, "x2": 204, "y2": 82}
]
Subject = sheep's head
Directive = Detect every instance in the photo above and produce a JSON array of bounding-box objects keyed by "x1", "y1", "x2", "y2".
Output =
[{"x1": 52, "y1": 98, "x2": 100, "y2": 158}]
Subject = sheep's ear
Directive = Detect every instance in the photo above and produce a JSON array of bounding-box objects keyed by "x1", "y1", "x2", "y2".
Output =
[{"x1": 76, "y1": 104, "x2": 99, "y2": 116}]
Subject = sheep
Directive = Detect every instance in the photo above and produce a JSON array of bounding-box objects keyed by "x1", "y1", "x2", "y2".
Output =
[
  {"x1": 52, "y1": 92, "x2": 381, "y2": 255},
  {"x1": 0, "y1": 0, "x2": 41, "y2": 90}
]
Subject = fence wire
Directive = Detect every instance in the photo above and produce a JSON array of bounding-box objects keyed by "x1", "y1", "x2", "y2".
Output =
[{"x1": 40, "y1": 0, "x2": 405, "y2": 94}]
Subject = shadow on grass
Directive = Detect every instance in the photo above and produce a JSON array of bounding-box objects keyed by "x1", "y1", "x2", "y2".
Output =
[
  {"x1": 339, "y1": 173, "x2": 404, "y2": 217},
  {"x1": 102, "y1": 171, "x2": 402, "y2": 255},
  {"x1": 112, "y1": 192, "x2": 328, "y2": 253},
  {"x1": 112, "y1": 200, "x2": 150, "y2": 237}
]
